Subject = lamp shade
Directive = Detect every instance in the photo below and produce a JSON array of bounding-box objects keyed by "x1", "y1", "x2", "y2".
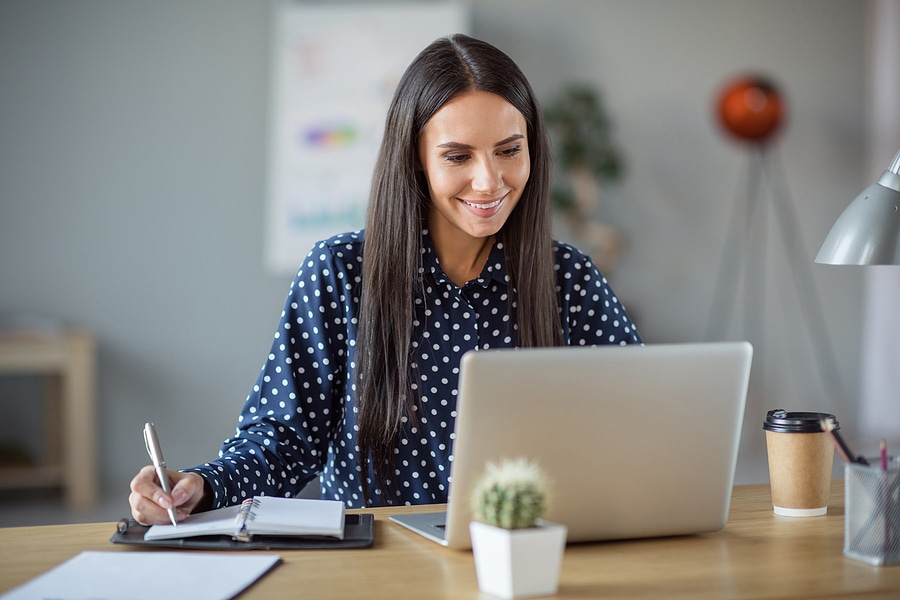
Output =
[{"x1": 815, "y1": 149, "x2": 900, "y2": 265}]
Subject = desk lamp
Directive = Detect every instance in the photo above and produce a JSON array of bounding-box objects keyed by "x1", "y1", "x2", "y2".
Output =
[{"x1": 815, "y1": 149, "x2": 900, "y2": 265}]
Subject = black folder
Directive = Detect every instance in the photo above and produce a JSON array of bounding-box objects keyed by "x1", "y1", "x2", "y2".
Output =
[{"x1": 110, "y1": 513, "x2": 374, "y2": 550}]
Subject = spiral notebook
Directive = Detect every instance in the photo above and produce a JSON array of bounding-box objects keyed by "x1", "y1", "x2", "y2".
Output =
[
  {"x1": 110, "y1": 513, "x2": 374, "y2": 551},
  {"x1": 145, "y1": 496, "x2": 345, "y2": 542}
]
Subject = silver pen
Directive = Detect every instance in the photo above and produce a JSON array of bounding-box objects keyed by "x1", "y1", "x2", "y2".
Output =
[{"x1": 143, "y1": 422, "x2": 178, "y2": 526}]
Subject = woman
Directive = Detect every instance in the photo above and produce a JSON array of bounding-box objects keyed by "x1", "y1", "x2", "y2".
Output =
[{"x1": 129, "y1": 33, "x2": 641, "y2": 524}]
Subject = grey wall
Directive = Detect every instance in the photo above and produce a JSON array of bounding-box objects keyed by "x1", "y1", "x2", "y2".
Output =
[{"x1": 0, "y1": 0, "x2": 868, "y2": 507}]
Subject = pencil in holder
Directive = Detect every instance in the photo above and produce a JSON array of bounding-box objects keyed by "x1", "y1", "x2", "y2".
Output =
[{"x1": 844, "y1": 462, "x2": 900, "y2": 566}]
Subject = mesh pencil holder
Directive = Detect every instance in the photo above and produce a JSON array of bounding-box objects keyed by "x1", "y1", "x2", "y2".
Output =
[{"x1": 844, "y1": 462, "x2": 900, "y2": 566}]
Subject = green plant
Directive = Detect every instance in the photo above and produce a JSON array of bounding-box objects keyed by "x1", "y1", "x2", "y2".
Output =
[
  {"x1": 471, "y1": 458, "x2": 549, "y2": 529},
  {"x1": 544, "y1": 84, "x2": 625, "y2": 213}
]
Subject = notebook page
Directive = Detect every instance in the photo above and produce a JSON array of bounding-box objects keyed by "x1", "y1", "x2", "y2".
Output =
[
  {"x1": 145, "y1": 502, "x2": 243, "y2": 540},
  {"x1": 144, "y1": 497, "x2": 345, "y2": 541},
  {"x1": 248, "y1": 497, "x2": 345, "y2": 538}
]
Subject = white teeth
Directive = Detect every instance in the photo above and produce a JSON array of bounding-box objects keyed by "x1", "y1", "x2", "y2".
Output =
[{"x1": 463, "y1": 198, "x2": 502, "y2": 209}]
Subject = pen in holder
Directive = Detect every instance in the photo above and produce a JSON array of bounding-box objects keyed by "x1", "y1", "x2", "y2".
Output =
[{"x1": 844, "y1": 460, "x2": 900, "y2": 566}]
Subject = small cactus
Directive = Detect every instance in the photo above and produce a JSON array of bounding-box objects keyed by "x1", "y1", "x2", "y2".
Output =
[{"x1": 471, "y1": 458, "x2": 549, "y2": 529}]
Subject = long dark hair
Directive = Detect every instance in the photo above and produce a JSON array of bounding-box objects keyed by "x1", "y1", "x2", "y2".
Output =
[{"x1": 356, "y1": 34, "x2": 561, "y2": 504}]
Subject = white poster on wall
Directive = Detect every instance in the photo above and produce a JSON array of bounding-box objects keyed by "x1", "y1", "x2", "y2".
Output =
[{"x1": 265, "y1": 2, "x2": 469, "y2": 273}]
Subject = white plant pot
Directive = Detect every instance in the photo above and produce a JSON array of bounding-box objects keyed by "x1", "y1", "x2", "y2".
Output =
[{"x1": 469, "y1": 520, "x2": 567, "y2": 599}]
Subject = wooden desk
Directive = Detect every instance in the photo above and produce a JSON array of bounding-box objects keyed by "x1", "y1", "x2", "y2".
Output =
[
  {"x1": 1, "y1": 482, "x2": 900, "y2": 599},
  {"x1": 0, "y1": 331, "x2": 97, "y2": 510}
]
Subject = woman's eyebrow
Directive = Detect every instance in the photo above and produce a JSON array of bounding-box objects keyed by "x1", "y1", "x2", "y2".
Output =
[
  {"x1": 436, "y1": 134, "x2": 525, "y2": 150},
  {"x1": 494, "y1": 134, "x2": 525, "y2": 147}
]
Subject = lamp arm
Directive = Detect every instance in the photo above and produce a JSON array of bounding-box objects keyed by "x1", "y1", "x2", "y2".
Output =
[{"x1": 883, "y1": 149, "x2": 900, "y2": 191}]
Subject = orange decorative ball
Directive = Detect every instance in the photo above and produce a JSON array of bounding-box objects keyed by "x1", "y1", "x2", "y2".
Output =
[{"x1": 716, "y1": 75, "x2": 785, "y2": 143}]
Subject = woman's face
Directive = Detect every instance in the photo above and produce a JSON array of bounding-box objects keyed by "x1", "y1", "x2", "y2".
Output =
[{"x1": 418, "y1": 91, "x2": 530, "y2": 246}]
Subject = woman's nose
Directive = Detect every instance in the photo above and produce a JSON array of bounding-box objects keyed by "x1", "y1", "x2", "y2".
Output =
[{"x1": 471, "y1": 157, "x2": 502, "y2": 194}]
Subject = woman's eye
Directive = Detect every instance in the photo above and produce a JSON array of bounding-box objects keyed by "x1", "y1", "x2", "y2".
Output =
[
  {"x1": 443, "y1": 153, "x2": 469, "y2": 163},
  {"x1": 499, "y1": 145, "x2": 522, "y2": 157}
]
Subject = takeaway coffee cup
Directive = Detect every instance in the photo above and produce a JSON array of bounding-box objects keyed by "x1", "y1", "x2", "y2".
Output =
[{"x1": 763, "y1": 409, "x2": 836, "y2": 517}]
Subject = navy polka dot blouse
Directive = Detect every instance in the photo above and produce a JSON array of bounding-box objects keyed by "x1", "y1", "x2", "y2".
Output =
[{"x1": 184, "y1": 229, "x2": 642, "y2": 509}]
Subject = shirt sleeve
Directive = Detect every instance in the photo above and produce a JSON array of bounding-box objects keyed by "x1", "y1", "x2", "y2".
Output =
[
  {"x1": 555, "y1": 242, "x2": 642, "y2": 346},
  {"x1": 183, "y1": 243, "x2": 350, "y2": 509}
]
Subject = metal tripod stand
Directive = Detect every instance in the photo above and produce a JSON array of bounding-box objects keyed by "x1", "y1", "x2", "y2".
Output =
[{"x1": 705, "y1": 147, "x2": 844, "y2": 408}]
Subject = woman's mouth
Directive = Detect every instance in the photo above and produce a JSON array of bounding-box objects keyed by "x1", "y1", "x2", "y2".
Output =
[
  {"x1": 459, "y1": 193, "x2": 507, "y2": 216},
  {"x1": 462, "y1": 198, "x2": 503, "y2": 210}
]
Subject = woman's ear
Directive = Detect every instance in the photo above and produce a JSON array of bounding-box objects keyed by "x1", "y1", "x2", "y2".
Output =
[
  {"x1": 415, "y1": 168, "x2": 430, "y2": 191},
  {"x1": 414, "y1": 136, "x2": 426, "y2": 171}
]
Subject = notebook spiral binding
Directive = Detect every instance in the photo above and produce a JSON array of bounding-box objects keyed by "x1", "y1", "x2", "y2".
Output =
[{"x1": 233, "y1": 497, "x2": 262, "y2": 542}]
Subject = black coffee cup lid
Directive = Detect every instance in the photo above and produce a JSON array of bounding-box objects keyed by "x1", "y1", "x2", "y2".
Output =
[{"x1": 762, "y1": 409, "x2": 839, "y2": 433}]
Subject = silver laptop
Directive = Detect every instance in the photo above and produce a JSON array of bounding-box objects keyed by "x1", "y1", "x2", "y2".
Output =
[{"x1": 389, "y1": 341, "x2": 753, "y2": 550}]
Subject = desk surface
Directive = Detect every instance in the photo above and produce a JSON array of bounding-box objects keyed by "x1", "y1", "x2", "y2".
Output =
[{"x1": 2, "y1": 482, "x2": 900, "y2": 599}]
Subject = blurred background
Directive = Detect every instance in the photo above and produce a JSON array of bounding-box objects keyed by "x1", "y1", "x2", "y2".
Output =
[{"x1": 1, "y1": 0, "x2": 897, "y2": 525}]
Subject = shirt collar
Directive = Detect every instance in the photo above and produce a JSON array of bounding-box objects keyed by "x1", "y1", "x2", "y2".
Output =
[{"x1": 421, "y1": 229, "x2": 509, "y2": 289}]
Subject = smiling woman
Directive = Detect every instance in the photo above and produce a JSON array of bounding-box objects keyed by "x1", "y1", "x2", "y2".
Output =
[
  {"x1": 419, "y1": 91, "x2": 531, "y2": 285},
  {"x1": 128, "y1": 34, "x2": 642, "y2": 525}
]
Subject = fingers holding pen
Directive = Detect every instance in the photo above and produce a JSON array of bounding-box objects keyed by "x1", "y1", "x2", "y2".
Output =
[
  {"x1": 129, "y1": 465, "x2": 172, "y2": 524},
  {"x1": 129, "y1": 465, "x2": 199, "y2": 525},
  {"x1": 129, "y1": 465, "x2": 166, "y2": 525},
  {"x1": 168, "y1": 471, "x2": 206, "y2": 514}
]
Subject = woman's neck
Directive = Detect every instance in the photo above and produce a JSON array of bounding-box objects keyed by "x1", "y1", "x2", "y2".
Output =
[{"x1": 430, "y1": 229, "x2": 496, "y2": 287}]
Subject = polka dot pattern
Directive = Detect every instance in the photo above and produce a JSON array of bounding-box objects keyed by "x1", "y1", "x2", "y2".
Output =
[{"x1": 184, "y1": 230, "x2": 641, "y2": 509}]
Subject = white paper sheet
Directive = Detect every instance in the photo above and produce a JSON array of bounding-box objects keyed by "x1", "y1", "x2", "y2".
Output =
[{"x1": 0, "y1": 551, "x2": 280, "y2": 600}]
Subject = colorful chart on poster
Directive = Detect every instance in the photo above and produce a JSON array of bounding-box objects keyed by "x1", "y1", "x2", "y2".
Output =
[{"x1": 265, "y1": 3, "x2": 469, "y2": 272}]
